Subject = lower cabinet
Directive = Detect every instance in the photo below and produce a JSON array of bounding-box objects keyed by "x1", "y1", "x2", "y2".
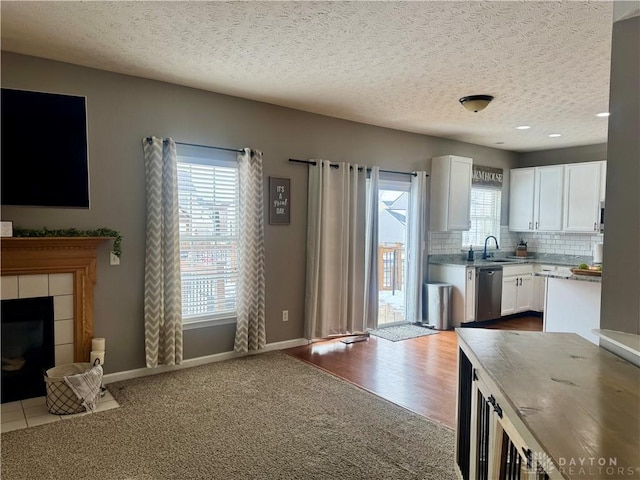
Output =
[
  {"x1": 428, "y1": 264, "x2": 476, "y2": 327},
  {"x1": 501, "y1": 265, "x2": 533, "y2": 316}
]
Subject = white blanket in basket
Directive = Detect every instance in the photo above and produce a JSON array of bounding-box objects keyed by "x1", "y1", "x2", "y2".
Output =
[{"x1": 64, "y1": 364, "x2": 103, "y2": 412}]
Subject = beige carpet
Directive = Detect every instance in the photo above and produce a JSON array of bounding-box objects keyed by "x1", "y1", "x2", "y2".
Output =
[{"x1": 1, "y1": 351, "x2": 455, "y2": 479}]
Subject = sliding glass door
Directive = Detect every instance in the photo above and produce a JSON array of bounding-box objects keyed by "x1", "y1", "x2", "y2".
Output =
[{"x1": 377, "y1": 179, "x2": 410, "y2": 326}]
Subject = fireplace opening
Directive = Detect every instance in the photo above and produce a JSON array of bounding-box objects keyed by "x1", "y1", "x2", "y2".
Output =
[{"x1": 1, "y1": 296, "x2": 55, "y2": 403}]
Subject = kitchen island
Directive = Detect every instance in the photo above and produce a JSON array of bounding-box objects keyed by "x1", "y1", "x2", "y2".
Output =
[
  {"x1": 456, "y1": 329, "x2": 639, "y2": 480},
  {"x1": 536, "y1": 271, "x2": 601, "y2": 345}
]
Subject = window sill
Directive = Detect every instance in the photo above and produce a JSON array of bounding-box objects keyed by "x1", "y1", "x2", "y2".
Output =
[{"x1": 183, "y1": 315, "x2": 237, "y2": 330}]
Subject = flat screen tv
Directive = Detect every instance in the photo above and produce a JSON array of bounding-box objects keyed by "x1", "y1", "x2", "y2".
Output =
[{"x1": 1, "y1": 88, "x2": 90, "y2": 208}]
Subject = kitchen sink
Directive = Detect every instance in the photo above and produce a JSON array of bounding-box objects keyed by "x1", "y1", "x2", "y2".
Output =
[{"x1": 488, "y1": 259, "x2": 519, "y2": 263}]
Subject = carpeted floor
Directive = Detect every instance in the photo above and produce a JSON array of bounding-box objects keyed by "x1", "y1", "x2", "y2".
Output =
[
  {"x1": 369, "y1": 324, "x2": 441, "y2": 342},
  {"x1": 1, "y1": 351, "x2": 455, "y2": 480}
]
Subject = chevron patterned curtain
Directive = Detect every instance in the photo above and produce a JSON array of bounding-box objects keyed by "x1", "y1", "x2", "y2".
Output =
[
  {"x1": 142, "y1": 137, "x2": 183, "y2": 367},
  {"x1": 234, "y1": 148, "x2": 266, "y2": 353}
]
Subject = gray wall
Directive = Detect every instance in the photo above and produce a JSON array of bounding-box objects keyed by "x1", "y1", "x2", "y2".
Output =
[
  {"x1": 600, "y1": 15, "x2": 640, "y2": 334},
  {"x1": 1, "y1": 52, "x2": 518, "y2": 373},
  {"x1": 518, "y1": 143, "x2": 608, "y2": 167}
]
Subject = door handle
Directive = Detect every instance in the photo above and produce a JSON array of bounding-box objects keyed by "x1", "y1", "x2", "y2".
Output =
[
  {"x1": 487, "y1": 271, "x2": 495, "y2": 276},
  {"x1": 535, "y1": 221, "x2": 539, "y2": 230},
  {"x1": 515, "y1": 278, "x2": 518, "y2": 286},
  {"x1": 528, "y1": 221, "x2": 532, "y2": 230},
  {"x1": 594, "y1": 222, "x2": 597, "y2": 231},
  {"x1": 520, "y1": 277, "x2": 523, "y2": 286}
]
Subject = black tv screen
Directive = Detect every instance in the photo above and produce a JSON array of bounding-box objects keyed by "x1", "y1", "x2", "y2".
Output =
[{"x1": 1, "y1": 88, "x2": 90, "y2": 208}]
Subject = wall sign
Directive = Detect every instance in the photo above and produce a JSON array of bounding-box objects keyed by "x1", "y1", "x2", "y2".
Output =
[
  {"x1": 269, "y1": 177, "x2": 290, "y2": 225},
  {"x1": 473, "y1": 165, "x2": 503, "y2": 188}
]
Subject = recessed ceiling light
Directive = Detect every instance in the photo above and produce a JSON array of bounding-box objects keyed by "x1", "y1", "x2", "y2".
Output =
[
  {"x1": 548, "y1": 133, "x2": 562, "y2": 138},
  {"x1": 516, "y1": 125, "x2": 531, "y2": 130},
  {"x1": 596, "y1": 112, "x2": 610, "y2": 117}
]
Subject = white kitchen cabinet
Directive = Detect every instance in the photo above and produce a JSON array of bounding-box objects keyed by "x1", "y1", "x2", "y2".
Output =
[
  {"x1": 428, "y1": 264, "x2": 476, "y2": 327},
  {"x1": 534, "y1": 165, "x2": 564, "y2": 231},
  {"x1": 429, "y1": 155, "x2": 472, "y2": 231},
  {"x1": 464, "y1": 267, "x2": 476, "y2": 322},
  {"x1": 563, "y1": 161, "x2": 602, "y2": 232},
  {"x1": 501, "y1": 264, "x2": 533, "y2": 316},
  {"x1": 531, "y1": 264, "x2": 555, "y2": 312},
  {"x1": 508, "y1": 168, "x2": 535, "y2": 231},
  {"x1": 509, "y1": 166, "x2": 563, "y2": 232}
]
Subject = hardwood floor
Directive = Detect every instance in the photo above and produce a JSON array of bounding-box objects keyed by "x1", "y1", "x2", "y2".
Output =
[{"x1": 285, "y1": 316, "x2": 542, "y2": 429}]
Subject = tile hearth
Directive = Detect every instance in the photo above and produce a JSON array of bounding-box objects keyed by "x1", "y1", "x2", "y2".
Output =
[{"x1": 1, "y1": 389, "x2": 119, "y2": 433}]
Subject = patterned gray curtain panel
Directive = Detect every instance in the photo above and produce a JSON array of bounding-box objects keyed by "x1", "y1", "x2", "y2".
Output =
[
  {"x1": 234, "y1": 148, "x2": 266, "y2": 353},
  {"x1": 142, "y1": 136, "x2": 183, "y2": 367}
]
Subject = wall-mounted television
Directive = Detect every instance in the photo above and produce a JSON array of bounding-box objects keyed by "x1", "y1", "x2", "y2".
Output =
[{"x1": 1, "y1": 88, "x2": 90, "y2": 208}]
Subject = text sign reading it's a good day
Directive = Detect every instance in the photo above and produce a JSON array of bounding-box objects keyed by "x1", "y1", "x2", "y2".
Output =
[{"x1": 269, "y1": 177, "x2": 290, "y2": 225}]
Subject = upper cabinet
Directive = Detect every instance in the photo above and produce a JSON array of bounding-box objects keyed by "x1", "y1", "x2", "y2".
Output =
[
  {"x1": 510, "y1": 161, "x2": 605, "y2": 233},
  {"x1": 508, "y1": 168, "x2": 535, "y2": 231},
  {"x1": 509, "y1": 165, "x2": 564, "y2": 232},
  {"x1": 563, "y1": 162, "x2": 602, "y2": 233},
  {"x1": 430, "y1": 155, "x2": 472, "y2": 231}
]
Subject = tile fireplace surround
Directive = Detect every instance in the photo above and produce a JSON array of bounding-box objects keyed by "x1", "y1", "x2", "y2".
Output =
[{"x1": 1, "y1": 237, "x2": 109, "y2": 362}]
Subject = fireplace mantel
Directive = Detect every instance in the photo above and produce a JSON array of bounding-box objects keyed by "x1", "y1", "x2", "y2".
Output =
[{"x1": 1, "y1": 237, "x2": 110, "y2": 361}]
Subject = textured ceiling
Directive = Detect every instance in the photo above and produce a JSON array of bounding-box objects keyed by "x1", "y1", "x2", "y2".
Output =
[{"x1": 1, "y1": 1, "x2": 613, "y2": 152}]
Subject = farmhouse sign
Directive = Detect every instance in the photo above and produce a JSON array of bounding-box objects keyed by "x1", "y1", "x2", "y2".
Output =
[
  {"x1": 472, "y1": 165, "x2": 503, "y2": 188},
  {"x1": 269, "y1": 177, "x2": 290, "y2": 225}
]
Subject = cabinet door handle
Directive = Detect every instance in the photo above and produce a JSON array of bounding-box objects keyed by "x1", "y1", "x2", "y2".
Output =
[
  {"x1": 594, "y1": 222, "x2": 597, "y2": 231},
  {"x1": 519, "y1": 277, "x2": 523, "y2": 286},
  {"x1": 515, "y1": 278, "x2": 519, "y2": 286},
  {"x1": 528, "y1": 221, "x2": 532, "y2": 230},
  {"x1": 535, "y1": 221, "x2": 539, "y2": 230}
]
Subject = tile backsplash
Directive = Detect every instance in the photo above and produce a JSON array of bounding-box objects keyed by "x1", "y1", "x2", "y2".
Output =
[{"x1": 429, "y1": 227, "x2": 603, "y2": 258}]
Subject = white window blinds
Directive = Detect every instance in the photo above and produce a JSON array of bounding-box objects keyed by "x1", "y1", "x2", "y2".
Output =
[
  {"x1": 177, "y1": 156, "x2": 239, "y2": 323},
  {"x1": 462, "y1": 187, "x2": 502, "y2": 248}
]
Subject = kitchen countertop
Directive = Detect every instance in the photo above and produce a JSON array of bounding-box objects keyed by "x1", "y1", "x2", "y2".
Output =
[
  {"x1": 428, "y1": 253, "x2": 593, "y2": 268},
  {"x1": 534, "y1": 270, "x2": 602, "y2": 283}
]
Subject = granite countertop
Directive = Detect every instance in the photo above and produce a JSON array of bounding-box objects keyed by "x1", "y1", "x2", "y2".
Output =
[
  {"x1": 534, "y1": 270, "x2": 602, "y2": 283},
  {"x1": 428, "y1": 253, "x2": 593, "y2": 268}
]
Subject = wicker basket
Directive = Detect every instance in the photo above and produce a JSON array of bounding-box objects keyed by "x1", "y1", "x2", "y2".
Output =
[{"x1": 44, "y1": 362, "x2": 94, "y2": 415}]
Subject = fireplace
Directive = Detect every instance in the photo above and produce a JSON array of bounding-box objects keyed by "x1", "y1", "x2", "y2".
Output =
[
  {"x1": 1, "y1": 237, "x2": 109, "y2": 401},
  {"x1": 1, "y1": 297, "x2": 55, "y2": 403}
]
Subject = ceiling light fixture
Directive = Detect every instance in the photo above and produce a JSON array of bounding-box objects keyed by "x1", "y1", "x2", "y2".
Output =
[
  {"x1": 596, "y1": 112, "x2": 610, "y2": 117},
  {"x1": 516, "y1": 125, "x2": 531, "y2": 130},
  {"x1": 548, "y1": 133, "x2": 562, "y2": 138},
  {"x1": 459, "y1": 95, "x2": 494, "y2": 112}
]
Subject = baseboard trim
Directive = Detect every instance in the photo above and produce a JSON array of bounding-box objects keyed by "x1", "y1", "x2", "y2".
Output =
[{"x1": 102, "y1": 338, "x2": 309, "y2": 384}]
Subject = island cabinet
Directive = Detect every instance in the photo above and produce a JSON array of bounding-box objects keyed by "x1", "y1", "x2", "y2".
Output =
[{"x1": 456, "y1": 329, "x2": 640, "y2": 480}]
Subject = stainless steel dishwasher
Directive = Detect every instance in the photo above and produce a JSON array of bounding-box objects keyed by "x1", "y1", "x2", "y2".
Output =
[{"x1": 475, "y1": 266, "x2": 503, "y2": 321}]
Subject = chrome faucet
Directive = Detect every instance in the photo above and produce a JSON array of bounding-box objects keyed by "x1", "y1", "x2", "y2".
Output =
[{"x1": 483, "y1": 236, "x2": 499, "y2": 259}]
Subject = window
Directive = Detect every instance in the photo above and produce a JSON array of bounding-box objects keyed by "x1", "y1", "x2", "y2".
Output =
[
  {"x1": 177, "y1": 149, "x2": 239, "y2": 327},
  {"x1": 462, "y1": 187, "x2": 502, "y2": 248}
]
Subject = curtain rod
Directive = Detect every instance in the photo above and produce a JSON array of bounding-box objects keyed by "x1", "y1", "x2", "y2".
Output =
[
  {"x1": 145, "y1": 137, "x2": 244, "y2": 153},
  {"x1": 289, "y1": 159, "x2": 427, "y2": 177}
]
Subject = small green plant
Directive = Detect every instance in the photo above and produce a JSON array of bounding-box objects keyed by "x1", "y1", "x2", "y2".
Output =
[
  {"x1": 13, "y1": 227, "x2": 123, "y2": 257},
  {"x1": 577, "y1": 263, "x2": 589, "y2": 270}
]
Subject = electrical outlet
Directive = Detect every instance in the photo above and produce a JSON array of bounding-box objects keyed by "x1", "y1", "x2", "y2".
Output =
[
  {"x1": 110, "y1": 252, "x2": 120, "y2": 266},
  {"x1": 282, "y1": 310, "x2": 289, "y2": 322}
]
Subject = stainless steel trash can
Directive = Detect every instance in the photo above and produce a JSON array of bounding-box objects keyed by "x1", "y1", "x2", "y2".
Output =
[{"x1": 424, "y1": 282, "x2": 452, "y2": 330}]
